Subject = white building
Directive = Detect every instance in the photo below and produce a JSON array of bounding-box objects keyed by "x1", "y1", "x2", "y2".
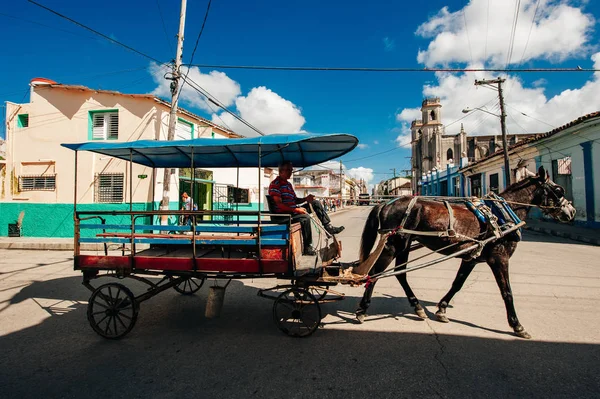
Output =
[{"x1": 0, "y1": 78, "x2": 272, "y2": 237}]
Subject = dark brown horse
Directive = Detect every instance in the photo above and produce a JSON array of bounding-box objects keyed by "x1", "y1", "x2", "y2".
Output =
[{"x1": 357, "y1": 166, "x2": 576, "y2": 339}]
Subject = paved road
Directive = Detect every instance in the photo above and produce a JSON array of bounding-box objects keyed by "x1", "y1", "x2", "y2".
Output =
[{"x1": 1, "y1": 206, "x2": 599, "y2": 398}]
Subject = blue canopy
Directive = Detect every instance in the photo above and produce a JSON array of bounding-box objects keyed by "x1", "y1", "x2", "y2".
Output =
[{"x1": 61, "y1": 133, "x2": 358, "y2": 168}]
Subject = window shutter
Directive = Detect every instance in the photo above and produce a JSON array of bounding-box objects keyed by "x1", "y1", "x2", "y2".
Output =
[
  {"x1": 175, "y1": 120, "x2": 193, "y2": 140},
  {"x1": 92, "y1": 113, "x2": 105, "y2": 139},
  {"x1": 107, "y1": 113, "x2": 119, "y2": 139}
]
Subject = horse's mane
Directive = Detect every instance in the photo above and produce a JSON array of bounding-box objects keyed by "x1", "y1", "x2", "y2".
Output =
[{"x1": 501, "y1": 175, "x2": 539, "y2": 195}]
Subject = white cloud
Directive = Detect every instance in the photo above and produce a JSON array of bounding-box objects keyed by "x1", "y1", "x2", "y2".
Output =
[
  {"x1": 416, "y1": 0, "x2": 595, "y2": 67},
  {"x1": 357, "y1": 143, "x2": 369, "y2": 149},
  {"x1": 383, "y1": 37, "x2": 395, "y2": 52},
  {"x1": 395, "y1": 52, "x2": 600, "y2": 140},
  {"x1": 347, "y1": 166, "x2": 374, "y2": 185},
  {"x1": 149, "y1": 63, "x2": 241, "y2": 112},
  {"x1": 373, "y1": 140, "x2": 379, "y2": 145},
  {"x1": 212, "y1": 86, "x2": 305, "y2": 136}
]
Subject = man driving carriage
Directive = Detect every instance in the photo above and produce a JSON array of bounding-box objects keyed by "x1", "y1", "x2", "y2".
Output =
[{"x1": 269, "y1": 160, "x2": 344, "y2": 256}]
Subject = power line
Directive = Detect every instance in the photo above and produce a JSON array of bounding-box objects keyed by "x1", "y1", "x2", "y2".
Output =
[
  {"x1": 505, "y1": 103, "x2": 556, "y2": 129},
  {"x1": 505, "y1": 0, "x2": 522, "y2": 69},
  {"x1": 517, "y1": 0, "x2": 541, "y2": 66},
  {"x1": 181, "y1": 74, "x2": 265, "y2": 136},
  {"x1": 185, "y1": 64, "x2": 598, "y2": 73},
  {"x1": 180, "y1": 0, "x2": 213, "y2": 95},
  {"x1": 484, "y1": 0, "x2": 490, "y2": 63},
  {"x1": 28, "y1": 0, "x2": 167, "y2": 66},
  {"x1": 0, "y1": 12, "x2": 96, "y2": 39},
  {"x1": 462, "y1": 4, "x2": 474, "y2": 65},
  {"x1": 155, "y1": 0, "x2": 174, "y2": 53}
]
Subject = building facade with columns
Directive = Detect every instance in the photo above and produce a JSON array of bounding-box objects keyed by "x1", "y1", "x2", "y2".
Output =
[{"x1": 411, "y1": 97, "x2": 534, "y2": 194}]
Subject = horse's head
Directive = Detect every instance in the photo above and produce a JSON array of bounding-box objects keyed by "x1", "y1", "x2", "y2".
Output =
[{"x1": 532, "y1": 166, "x2": 576, "y2": 223}]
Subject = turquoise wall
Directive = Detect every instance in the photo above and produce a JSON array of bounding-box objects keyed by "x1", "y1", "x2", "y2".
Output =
[
  {"x1": 0, "y1": 201, "x2": 265, "y2": 237},
  {"x1": 0, "y1": 201, "x2": 176, "y2": 238}
]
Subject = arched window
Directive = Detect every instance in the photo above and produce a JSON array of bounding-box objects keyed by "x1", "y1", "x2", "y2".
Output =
[
  {"x1": 446, "y1": 148, "x2": 454, "y2": 162},
  {"x1": 430, "y1": 110, "x2": 436, "y2": 120}
]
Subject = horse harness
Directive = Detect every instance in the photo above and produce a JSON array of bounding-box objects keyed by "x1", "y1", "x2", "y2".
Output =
[{"x1": 381, "y1": 194, "x2": 524, "y2": 259}]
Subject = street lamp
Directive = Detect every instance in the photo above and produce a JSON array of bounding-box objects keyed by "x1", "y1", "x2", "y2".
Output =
[{"x1": 462, "y1": 106, "x2": 511, "y2": 188}]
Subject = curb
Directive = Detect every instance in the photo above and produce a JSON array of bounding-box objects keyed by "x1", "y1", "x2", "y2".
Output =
[
  {"x1": 523, "y1": 225, "x2": 600, "y2": 246},
  {"x1": 0, "y1": 242, "x2": 104, "y2": 251}
]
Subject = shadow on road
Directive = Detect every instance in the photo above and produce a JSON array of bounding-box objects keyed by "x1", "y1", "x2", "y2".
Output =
[{"x1": 1, "y1": 275, "x2": 599, "y2": 398}]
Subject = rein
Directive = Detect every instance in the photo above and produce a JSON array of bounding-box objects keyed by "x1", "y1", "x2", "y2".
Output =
[{"x1": 485, "y1": 198, "x2": 562, "y2": 211}]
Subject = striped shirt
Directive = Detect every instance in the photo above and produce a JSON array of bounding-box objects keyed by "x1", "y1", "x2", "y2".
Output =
[{"x1": 269, "y1": 176, "x2": 297, "y2": 213}]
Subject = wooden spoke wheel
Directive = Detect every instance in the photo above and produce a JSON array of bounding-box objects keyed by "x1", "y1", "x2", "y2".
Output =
[
  {"x1": 273, "y1": 288, "x2": 321, "y2": 337},
  {"x1": 87, "y1": 283, "x2": 138, "y2": 340},
  {"x1": 172, "y1": 277, "x2": 205, "y2": 295},
  {"x1": 308, "y1": 286, "x2": 328, "y2": 301}
]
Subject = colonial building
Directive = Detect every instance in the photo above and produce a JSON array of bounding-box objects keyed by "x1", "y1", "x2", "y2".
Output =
[
  {"x1": 0, "y1": 78, "x2": 276, "y2": 237},
  {"x1": 411, "y1": 97, "x2": 535, "y2": 194},
  {"x1": 459, "y1": 111, "x2": 600, "y2": 227}
]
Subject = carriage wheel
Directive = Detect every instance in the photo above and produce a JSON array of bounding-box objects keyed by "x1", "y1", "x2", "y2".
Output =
[
  {"x1": 87, "y1": 283, "x2": 138, "y2": 339},
  {"x1": 308, "y1": 286, "x2": 328, "y2": 301},
  {"x1": 172, "y1": 277, "x2": 205, "y2": 295},
  {"x1": 273, "y1": 288, "x2": 321, "y2": 337}
]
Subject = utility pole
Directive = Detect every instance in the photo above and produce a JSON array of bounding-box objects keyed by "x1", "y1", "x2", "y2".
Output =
[
  {"x1": 339, "y1": 160, "x2": 343, "y2": 205},
  {"x1": 474, "y1": 78, "x2": 511, "y2": 188},
  {"x1": 160, "y1": 0, "x2": 187, "y2": 217}
]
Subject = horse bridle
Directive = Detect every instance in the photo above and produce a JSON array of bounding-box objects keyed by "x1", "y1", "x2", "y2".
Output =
[{"x1": 533, "y1": 179, "x2": 571, "y2": 217}]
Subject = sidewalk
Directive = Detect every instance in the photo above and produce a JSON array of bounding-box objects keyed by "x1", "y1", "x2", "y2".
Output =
[
  {"x1": 0, "y1": 237, "x2": 104, "y2": 251},
  {"x1": 524, "y1": 218, "x2": 600, "y2": 246}
]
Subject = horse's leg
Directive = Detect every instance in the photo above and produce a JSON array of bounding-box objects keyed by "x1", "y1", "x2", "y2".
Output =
[
  {"x1": 488, "y1": 257, "x2": 531, "y2": 339},
  {"x1": 392, "y1": 238, "x2": 426, "y2": 319},
  {"x1": 435, "y1": 259, "x2": 477, "y2": 323},
  {"x1": 356, "y1": 238, "x2": 396, "y2": 323}
]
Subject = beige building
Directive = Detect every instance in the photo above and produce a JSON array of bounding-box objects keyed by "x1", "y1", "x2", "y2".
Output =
[
  {"x1": 0, "y1": 78, "x2": 247, "y2": 237},
  {"x1": 411, "y1": 97, "x2": 535, "y2": 194}
]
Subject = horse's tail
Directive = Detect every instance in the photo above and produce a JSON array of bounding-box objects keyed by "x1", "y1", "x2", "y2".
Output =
[{"x1": 360, "y1": 203, "x2": 384, "y2": 262}]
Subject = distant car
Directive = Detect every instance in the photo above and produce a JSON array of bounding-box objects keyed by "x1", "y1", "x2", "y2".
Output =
[{"x1": 358, "y1": 194, "x2": 370, "y2": 206}]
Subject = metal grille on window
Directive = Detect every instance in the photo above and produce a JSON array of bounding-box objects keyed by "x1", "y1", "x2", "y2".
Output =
[
  {"x1": 95, "y1": 173, "x2": 124, "y2": 203},
  {"x1": 18, "y1": 175, "x2": 56, "y2": 191}
]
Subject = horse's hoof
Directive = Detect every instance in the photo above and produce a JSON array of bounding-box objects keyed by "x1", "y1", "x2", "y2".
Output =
[
  {"x1": 415, "y1": 308, "x2": 427, "y2": 319},
  {"x1": 515, "y1": 329, "x2": 532, "y2": 339},
  {"x1": 356, "y1": 313, "x2": 366, "y2": 324},
  {"x1": 435, "y1": 312, "x2": 449, "y2": 323}
]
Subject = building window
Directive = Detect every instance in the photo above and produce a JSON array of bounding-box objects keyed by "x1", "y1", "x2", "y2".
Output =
[
  {"x1": 95, "y1": 173, "x2": 124, "y2": 203},
  {"x1": 470, "y1": 174, "x2": 482, "y2": 197},
  {"x1": 89, "y1": 110, "x2": 118, "y2": 140},
  {"x1": 17, "y1": 114, "x2": 29, "y2": 128},
  {"x1": 489, "y1": 173, "x2": 499, "y2": 194},
  {"x1": 227, "y1": 186, "x2": 250, "y2": 204},
  {"x1": 552, "y1": 157, "x2": 573, "y2": 202},
  {"x1": 18, "y1": 174, "x2": 56, "y2": 191},
  {"x1": 176, "y1": 118, "x2": 194, "y2": 140},
  {"x1": 430, "y1": 110, "x2": 436, "y2": 120},
  {"x1": 446, "y1": 148, "x2": 454, "y2": 162}
]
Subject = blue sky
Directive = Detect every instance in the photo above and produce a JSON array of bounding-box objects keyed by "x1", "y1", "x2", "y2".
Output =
[{"x1": 2, "y1": 0, "x2": 599, "y2": 184}]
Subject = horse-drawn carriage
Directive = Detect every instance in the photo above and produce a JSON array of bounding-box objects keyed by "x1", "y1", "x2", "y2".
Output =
[{"x1": 63, "y1": 134, "x2": 576, "y2": 340}]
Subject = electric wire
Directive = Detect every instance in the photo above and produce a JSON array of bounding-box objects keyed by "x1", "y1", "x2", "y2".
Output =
[
  {"x1": 28, "y1": 0, "x2": 167, "y2": 66},
  {"x1": 156, "y1": 0, "x2": 174, "y2": 53},
  {"x1": 462, "y1": 3, "x2": 474, "y2": 65},
  {"x1": 505, "y1": 0, "x2": 522, "y2": 69},
  {"x1": 179, "y1": 0, "x2": 213, "y2": 95},
  {"x1": 184, "y1": 64, "x2": 598, "y2": 73},
  {"x1": 517, "y1": 0, "x2": 541, "y2": 66}
]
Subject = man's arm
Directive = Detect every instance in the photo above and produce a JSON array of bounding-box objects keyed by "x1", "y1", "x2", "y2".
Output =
[{"x1": 272, "y1": 194, "x2": 306, "y2": 214}]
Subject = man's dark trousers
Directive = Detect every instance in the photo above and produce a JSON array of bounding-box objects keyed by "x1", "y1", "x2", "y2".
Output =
[{"x1": 291, "y1": 200, "x2": 332, "y2": 248}]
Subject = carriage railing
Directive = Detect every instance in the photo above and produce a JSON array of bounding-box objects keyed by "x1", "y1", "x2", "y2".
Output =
[{"x1": 74, "y1": 209, "x2": 292, "y2": 260}]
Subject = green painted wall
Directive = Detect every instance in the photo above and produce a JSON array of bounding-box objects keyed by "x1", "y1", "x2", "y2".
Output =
[
  {"x1": 0, "y1": 201, "x2": 178, "y2": 238},
  {"x1": 0, "y1": 201, "x2": 266, "y2": 237}
]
